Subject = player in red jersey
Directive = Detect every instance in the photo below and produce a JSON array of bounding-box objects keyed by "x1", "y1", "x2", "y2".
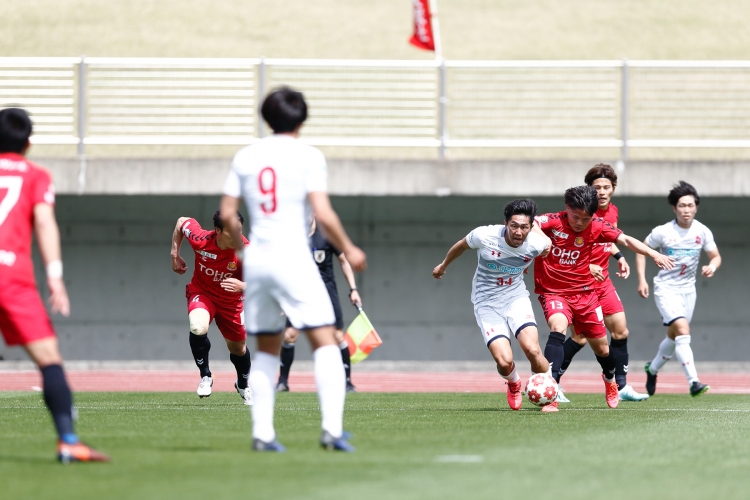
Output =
[
  {"x1": 171, "y1": 211, "x2": 253, "y2": 405},
  {"x1": 533, "y1": 185, "x2": 674, "y2": 411},
  {"x1": 0, "y1": 108, "x2": 108, "y2": 463},
  {"x1": 556, "y1": 165, "x2": 649, "y2": 403}
]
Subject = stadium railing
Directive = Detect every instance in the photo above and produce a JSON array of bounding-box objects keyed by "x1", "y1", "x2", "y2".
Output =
[{"x1": 3, "y1": 57, "x2": 750, "y2": 161}]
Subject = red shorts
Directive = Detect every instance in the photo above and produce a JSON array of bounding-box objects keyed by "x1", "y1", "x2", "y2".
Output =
[
  {"x1": 538, "y1": 291, "x2": 606, "y2": 339},
  {"x1": 186, "y1": 286, "x2": 246, "y2": 342},
  {"x1": 595, "y1": 279, "x2": 624, "y2": 317},
  {"x1": 0, "y1": 278, "x2": 56, "y2": 346}
]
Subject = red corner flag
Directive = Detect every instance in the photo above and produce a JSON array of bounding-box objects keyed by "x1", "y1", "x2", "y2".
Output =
[{"x1": 409, "y1": 0, "x2": 435, "y2": 51}]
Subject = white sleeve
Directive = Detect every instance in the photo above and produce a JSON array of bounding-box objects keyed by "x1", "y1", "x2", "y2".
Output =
[
  {"x1": 222, "y1": 160, "x2": 243, "y2": 198},
  {"x1": 465, "y1": 226, "x2": 485, "y2": 249},
  {"x1": 702, "y1": 226, "x2": 717, "y2": 252},
  {"x1": 644, "y1": 227, "x2": 662, "y2": 249},
  {"x1": 531, "y1": 232, "x2": 549, "y2": 257},
  {"x1": 305, "y1": 149, "x2": 328, "y2": 193}
]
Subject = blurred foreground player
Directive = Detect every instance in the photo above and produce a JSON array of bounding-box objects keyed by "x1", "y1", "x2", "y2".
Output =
[
  {"x1": 0, "y1": 108, "x2": 108, "y2": 463},
  {"x1": 556, "y1": 164, "x2": 649, "y2": 403},
  {"x1": 276, "y1": 216, "x2": 362, "y2": 393},
  {"x1": 534, "y1": 186, "x2": 674, "y2": 412},
  {"x1": 637, "y1": 181, "x2": 720, "y2": 397},
  {"x1": 221, "y1": 87, "x2": 367, "y2": 452},
  {"x1": 432, "y1": 199, "x2": 552, "y2": 411},
  {"x1": 171, "y1": 211, "x2": 253, "y2": 405}
]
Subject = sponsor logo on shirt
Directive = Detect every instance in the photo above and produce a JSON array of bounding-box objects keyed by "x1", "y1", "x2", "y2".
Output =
[
  {"x1": 0, "y1": 250, "x2": 17, "y2": 266},
  {"x1": 551, "y1": 247, "x2": 581, "y2": 265},
  {"x1": 227, "y1": 261, "x2": 237, "y2": 271},
  {"x1": 666, "y1": 248, "x2": 700, "y2": 257},
  {"x1": 198, "y1": 250, "x2": 217, "y2": 260},
  {"x1": 198, "y1": 263, "x2": 235, "y2": 281},
  {"x1": 574, "y1": 237, "x2": 584, "y2": 248},
  {"x1": 487, "y1": 263, "x2": 497, "y2": 270},
  {"x1": 0, "y1": 159, "x2": 28, "y2": 172},
  {"x1": 695, "y1": 236, "x2": 702, "y2": 244},
  {"x1": 314, "y1": 250, "x2": 326, "y2": 263},
  {"x1": 552, "y1": 229, "x2": 569, "y2": 239},
  {"x1": 537, "y1": 216, "x2": 548, "y2": 223},
  {"x1": 488, "y1": 264, "x2": 524, "y2": 274}
]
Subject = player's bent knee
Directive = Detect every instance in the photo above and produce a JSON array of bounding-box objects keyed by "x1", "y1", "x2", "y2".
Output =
[
  {"x1": 612, "y1": 329, "x2": 629, "y2": 340},
  {"x1": 188, "y1": 309, "x2": 210, "y2": 335}
]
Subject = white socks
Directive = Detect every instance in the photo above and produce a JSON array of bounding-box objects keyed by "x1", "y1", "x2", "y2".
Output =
[
  {"x1": 500, "y1": 364, "x2": 520, "y2": 383},
  {"x1": 314, "y1": 344, "x2": 346, "y2": 439},
  {"x1": 649, "y1": 337, "x2": 676, "y2": 374},
  {"x1": 249, "y1": 351, "x2": 278, "y2": 442},
  {"x1": 674, "y1": 335, "x2": 699, "y2": 385}
]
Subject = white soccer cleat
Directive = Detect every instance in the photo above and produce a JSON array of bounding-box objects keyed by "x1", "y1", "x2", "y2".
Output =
[
  {"x1": 556, "y1": 385, "x2": 571, "y2": 403},
  {"x1": 235, "y1": 381, "x2": 254, "y2": 406},
  {"x1": 197, "y1": 376, "x2": 213, "y2": 398},
  {"x1": 618, "y1": 384, "x2": 649, "y2": 401}
]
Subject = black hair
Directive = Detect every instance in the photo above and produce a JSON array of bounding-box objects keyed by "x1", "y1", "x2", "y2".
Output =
[
  {"x1": 213, "y1": 210, "x2": 244, "y2": 231},
  {"x1": 261, "y1": 87, "x2": 308, "y2": 133},
  {"x1": 564, "y1": 185, "x2": 599, "y2": 215},
  {"x1": 584, "y1": 163, "x2": 618, "y2": 187},
  {"x1": 504, "y1": 198, "x2": 537, "y2": 225},
  {"x1": 0, "y1": 108, "x2": 32, "y2": 153},
  {"x1": 667, "y1": 181, "x2": 700, "y2": 207}
]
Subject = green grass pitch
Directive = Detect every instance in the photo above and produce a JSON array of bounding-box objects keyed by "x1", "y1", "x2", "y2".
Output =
[{"x1": 2, "y1": 392, "x2": 750, "y2": 499}]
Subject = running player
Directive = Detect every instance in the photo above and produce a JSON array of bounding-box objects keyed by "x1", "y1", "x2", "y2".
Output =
[
  {"x1": 220, "y1": 87, "x2": 366, "y2": 452},
  {"x1": 276, "y1": 216, "x2": 362, "y2": 393},
  {"x1": 170, "y1": 210, "x2": 252, "y2": 405},
  {"x1": 637, "y1": 181, "x2": 720, "y2": 397},
  {"x1": 534, "y1": 185, "x2": 674, "y2": 412},
  {"x1": 432, "y1": 199, "x2": 552, "y2": 411},
  {"x1": 0, "y1": 108, "x2": 109, "y2": 462},
  {"x1": 556, "y1": 164, "x2": 649, "y2": 403}
]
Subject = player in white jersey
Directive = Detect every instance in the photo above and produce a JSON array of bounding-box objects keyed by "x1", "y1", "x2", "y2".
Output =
[
  {"x1": 432, "y1": 199, "x2": 552, "y2": 410},
  {"x1": 220, "y1": 88, "x2": 366, "y2": 452},
  {"x1": 636, "y1": 181, "x2": 721, "y2": 397}
]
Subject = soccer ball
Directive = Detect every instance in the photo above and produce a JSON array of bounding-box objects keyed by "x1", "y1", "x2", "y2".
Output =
[{"x1": 525, "y1": 373, "x2": 558, "y2": 407}]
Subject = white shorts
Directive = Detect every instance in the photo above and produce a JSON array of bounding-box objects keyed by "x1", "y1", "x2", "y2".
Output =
[
  {"x1": 242, "y1": 246, "x2": 335, "y2": 334},
  {"x1": 473, "y1": 296, "x2": 537, "y2": 347},
  {"x1": 654, "y1": 285, "x2": 696, "y2": 326}
]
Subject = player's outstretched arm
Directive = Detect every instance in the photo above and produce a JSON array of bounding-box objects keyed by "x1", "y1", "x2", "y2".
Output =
[
  {"x1": 635, "y1": 240, "x2": 649, "y2": 298},
  {"x1": 610, "y1": 243, "x2": 630, "y2": 279},
  {"x1": 702, "y1": 248, "x2": 722, "y2": 278},
  {"x1": 617, "y1": 233, "x2": 675, "y2": 271},
  {"x1": 337, "y1": 254, "x2": 362, "y2": 306},
  {"x1": 308, "y1": 191, "x2": 367, "y2": 272},
  {"x1": 33, "y1": 203, "x2": 70, "y2": 317},
  {"x1": 170, "y1": 217, "x2": 190, "y2": 274},
  {"x1": 220, "y1": 195, "x2": 245, "y2": 258},
  {"x1": 433, "y1": 238, "x2": 470, "y2": 279}
]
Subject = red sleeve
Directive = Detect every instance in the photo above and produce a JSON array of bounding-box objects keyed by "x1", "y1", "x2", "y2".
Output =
[
  {"x1": 180, "y1": 218, "x2": 212, "y2": 250},
  {"x1": 31, "y1": 167, "x2": 55, "y2": 206},
  {"x1": 596, "y1": 219, "x2": 623, "y2": 243},
  {"x1": 534, "y1": 213, "x2": 558, "y2": 235}
]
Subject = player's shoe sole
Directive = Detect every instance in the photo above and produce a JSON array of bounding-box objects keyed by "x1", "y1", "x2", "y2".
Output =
[
  {"x1": 690, "y1": 381, "x2": 710, "y2": 397},
  {"x1": 556, "y1": 386, "x2": 571, "y2": 403},
  {"x1": 320, "y1": 430, "x2": 355, "y2": 452},
  {"x1": 618, "y1": 384, "x2": 649, "y2": 401},
  {"x1": 644, "y1": 362, "x2": 657, "y2": 396},
  {"x1": 506, "y1": 380, "x2": 523, "y2": 411},
  {"x1": 235, "y1": 381, "x2": 253, "y2": 406},
  {"x1": 603, "y1": 374, "x2": 619, "y2": 408},
  {"x1": 541, "y1": 401, "x2": 559, "y2": 412},
  {"x1": 275, "y1": 381, "x2": 290, "y2": 392},
  {"x1": 252, "y1": 438, "x2": 286, "y2": 452},
  {"x1": 197, "y1": 376, "x2": 213, "y2": 398},
  {"x1": 57, "y1": 441, "x2": 110, "y2": 464}
]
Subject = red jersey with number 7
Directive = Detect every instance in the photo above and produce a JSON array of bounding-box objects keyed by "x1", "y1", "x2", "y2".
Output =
[
  {"x1": 0, "y1": 153, "x2": 56, "y2": 285},
  {"x1": 533, "y1": 211, "x2": 622, "y2": 295},
  {"x1": 181, "y1": 218, "x2": 248, "y2": 307}
]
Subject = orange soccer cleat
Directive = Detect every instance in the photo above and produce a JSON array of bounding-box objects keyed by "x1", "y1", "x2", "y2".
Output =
[
  {"x1": 57, "y1": 441, "x2": 111, "y2": 464},
  {"x1": 541, "y1": 401, "x2": 559, "y2": 413},
  {"x1": 603, "y1": 374, "x2": 619, "y2": 409},
  {"x1": 506, "y1": 379, "x2": 523, "y2": 411}
]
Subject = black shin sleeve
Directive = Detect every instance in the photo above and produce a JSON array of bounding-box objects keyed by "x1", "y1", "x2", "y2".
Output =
[
  {"x1": 188, "y1": 333, "x2": 211, "y2": 378},
  {"x1": 560, "y1": 337, "x2": 586, "y2": 378},
  {"x1": 339, "y1": 342, "x2": 352, "y2": 385},
  {"x1": 41, "y1": 364, "x2": 75, "y2": 439},
  {"x1": 596, "y1": 352, "x2": 617, "y2": 380},
  {"x1": 230, "y1": 349, "x2": 252, "y2": 390},
  {"x1": 544, "y1": 332, "x2": 566, "y2": 383},
  {"x1": 610, "y1": 338, "x2": 629, "y2": 390},
  {"x1": 278, "y1": 343, "x2": 295, "y2": 384}
]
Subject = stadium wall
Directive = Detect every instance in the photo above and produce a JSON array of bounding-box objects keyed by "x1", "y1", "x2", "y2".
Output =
[{"x1": 1, "y1": 194, "x2": 748, "y2": 363}]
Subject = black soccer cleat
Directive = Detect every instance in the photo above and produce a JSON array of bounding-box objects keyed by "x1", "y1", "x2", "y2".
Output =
[
  {"x1": 320, "y1": 430, "x2": 355, "y2": 452},
  {"x1": 644, "y1": 362, "x2": 657, "y2": 396},
  {"x1": 275, "y1": 381, "x2": 289, "y2": 392},
  {"x1": 690, "y1": 381, "x2": 710, "y2": 397},
  {"x1": 346, "y1": 383, "x2": 357, "y2": 393}
]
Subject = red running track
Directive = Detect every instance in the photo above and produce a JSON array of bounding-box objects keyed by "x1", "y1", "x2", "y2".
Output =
[{"x1": 1, "y1": 370, "x2": 749, "y2": 394}]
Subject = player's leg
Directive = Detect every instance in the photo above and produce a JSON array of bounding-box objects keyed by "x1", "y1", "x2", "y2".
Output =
[
  {"x1": 667, "y1": 292, "x2": 708, "y2": 395},
  {"x1": 186, "y1": 292, "x2": 216, "y2": 397},
  {"x1": 646, "y1": 289, "x2": 685, "y2": 395},
  {"x1": 474, "y1": 303, "x2": 521, "y2": 409},
  {"x1": 539, "y1": 294, "x2": 572, "y2": 383},
  {"x1": 215, "y1": 308, "x2": 253, "y2": 405},
  {"x1": 334, "y1": 329, "x2": 355, "y2": 392},
  {"x1": 506, "y1": 297, "x2": 549, "y2": 375},
  {"x1": 277, "y1": 322, "x2": 299, "y2": 391},
  {"x1": 574, "y1": 294, "x2": 618, "y2": 408},
  {"x1": 605, "y1": 311, "x2": 648, "y2": 401}
]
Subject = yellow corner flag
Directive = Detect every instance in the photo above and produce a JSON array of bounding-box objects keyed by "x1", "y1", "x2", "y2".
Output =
[{"x1": 344, "y1": 306, "x2": 382, "y2": 364}]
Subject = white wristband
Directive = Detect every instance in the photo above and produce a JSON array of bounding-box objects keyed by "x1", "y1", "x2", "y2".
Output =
[
  {"x1": 708, "y1": 264, "x2": 716, "y2": 273},
  {"x1": 46, "y1": 260, "x2": 63, "y2": 279}
]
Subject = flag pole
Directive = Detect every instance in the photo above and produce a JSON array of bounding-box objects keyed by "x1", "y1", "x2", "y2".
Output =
[{"x1": 428, "y1": 0, "x2": 443, "y2": 59}]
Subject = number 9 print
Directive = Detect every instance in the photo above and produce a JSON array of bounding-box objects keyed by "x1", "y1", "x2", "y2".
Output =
[{"x1": 258, "y1": 167, "x2": 277, "y2": 214}]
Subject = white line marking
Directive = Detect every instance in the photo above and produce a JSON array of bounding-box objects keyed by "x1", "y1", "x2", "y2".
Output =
[{"x1": 434, "y1": 455, "x2": 484, "y2": 463}]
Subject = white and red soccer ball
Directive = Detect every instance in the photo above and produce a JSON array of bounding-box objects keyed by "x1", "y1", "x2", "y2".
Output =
[{"x1": 525, "y1": 373, "x2": 558, "y2": 407}]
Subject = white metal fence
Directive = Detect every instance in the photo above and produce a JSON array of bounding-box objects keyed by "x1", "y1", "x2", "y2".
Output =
[{"x1": 3, "y1": 57, "x2": 750, "y2": 158}]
